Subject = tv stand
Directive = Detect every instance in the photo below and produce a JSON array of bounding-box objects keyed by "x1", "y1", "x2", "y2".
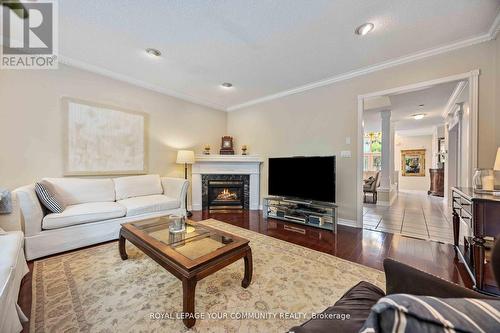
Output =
[{"x1": 263, "y1": 197, "x2": 338, "y2": 233}]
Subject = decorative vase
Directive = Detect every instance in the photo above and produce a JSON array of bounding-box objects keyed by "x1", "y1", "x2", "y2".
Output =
[
  {"x1": 473, "y1": 169, "x2": 495, "y2": 192},
  {"x1": 168, "y1": 215, "x2": 186, "y2": 233}
]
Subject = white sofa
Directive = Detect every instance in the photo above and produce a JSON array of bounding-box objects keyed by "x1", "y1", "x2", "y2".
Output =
[
  {"x1": 0, "y1": 194, "x2": 29, "y2": 333},
  {"x1": 14, "y1": 175, "x2": 189, "y2": 260}
]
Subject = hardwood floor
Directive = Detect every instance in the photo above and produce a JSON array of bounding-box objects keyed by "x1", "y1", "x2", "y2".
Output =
[{"x1": 19, "y1": 210, "x2": 473, "y2": 332}]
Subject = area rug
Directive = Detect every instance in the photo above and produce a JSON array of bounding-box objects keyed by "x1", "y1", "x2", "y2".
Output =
[{"x1": 31, "y1": 219, "x2": 385, "y2": 333}]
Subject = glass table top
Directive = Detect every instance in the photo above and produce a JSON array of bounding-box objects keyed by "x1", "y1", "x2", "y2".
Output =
[{"x1": 130, "y1": 217, "x2": 234, "y2": 260}]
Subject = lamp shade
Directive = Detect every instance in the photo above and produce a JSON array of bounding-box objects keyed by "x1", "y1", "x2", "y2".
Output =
[
  {"x1": 494, "y1": 147, "x2": 500, "y2": 171},
  {"x1": 176, "y1": 150, "x2": 195, "y2": 164}
]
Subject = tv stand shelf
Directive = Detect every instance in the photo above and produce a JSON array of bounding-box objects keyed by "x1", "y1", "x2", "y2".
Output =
[{"x1": 263, "y1": 197, "x2": 338, "y2": 233}]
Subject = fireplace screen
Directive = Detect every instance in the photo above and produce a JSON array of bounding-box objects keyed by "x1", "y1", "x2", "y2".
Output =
[{"x1": 207, "y1": 180, "x2": 244, "y2": 210}]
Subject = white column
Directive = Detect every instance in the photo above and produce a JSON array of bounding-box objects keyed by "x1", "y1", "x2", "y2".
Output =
[{"x1": 380, "y1": 110, "x2": 392, "y2": 189}]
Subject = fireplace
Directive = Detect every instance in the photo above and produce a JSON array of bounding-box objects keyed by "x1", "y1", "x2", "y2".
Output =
[{"x1": 202, "y1": 174, "x2": 250, "y2": 211}]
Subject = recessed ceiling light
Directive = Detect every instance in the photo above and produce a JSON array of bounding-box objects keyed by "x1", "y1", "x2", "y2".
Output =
[
  {"x1": 355, "y1": 23, "x2": 375, "y2": 36},
  {"x1": 221, "y1": 82, "x2": 233, "y2": 88},
  {"x1": 145, "y1": 48, "x2": 161, "y2": 57},
  {"x1": 412, "y1": 113, "x2": 425, "y2": 120}
]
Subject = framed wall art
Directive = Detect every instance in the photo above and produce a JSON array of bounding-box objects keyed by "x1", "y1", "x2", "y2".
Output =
[
  {"x1": 401, "y1": 149, "x2": 426, "y2": 177},
  {"x1": 63, "y1": 97, "x2": 148, "y2": 176}
]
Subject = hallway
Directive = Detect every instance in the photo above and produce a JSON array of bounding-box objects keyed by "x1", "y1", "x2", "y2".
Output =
[{"x1": 363, "y1": 191, "x2": 453, "y2": 244}]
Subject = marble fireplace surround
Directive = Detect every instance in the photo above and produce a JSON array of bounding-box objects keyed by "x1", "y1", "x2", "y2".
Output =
[{"x1": 191, "y1": 155, "x2": 263, "y2": 211}]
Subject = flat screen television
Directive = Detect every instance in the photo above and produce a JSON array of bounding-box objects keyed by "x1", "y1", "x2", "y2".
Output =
[{"x1": 268, "y1": 156, "x2": 335, "y2": 203}]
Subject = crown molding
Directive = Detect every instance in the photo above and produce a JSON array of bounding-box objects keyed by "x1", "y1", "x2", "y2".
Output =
[
  {"x1": 57, "y1": 56, "x2": 227, "y2": 111},
  {"x1": 488, "y1": 10, "x2": 500, "y2": 38},
  {"x1": 227, "y1": 16, "x2": 499, "y2": 112},
  {"x1": 2, "y1": 9, "x2": 499, "y2": 113}
]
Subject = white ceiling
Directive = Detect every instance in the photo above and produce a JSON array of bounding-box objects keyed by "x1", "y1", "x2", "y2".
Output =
[
  {"x1": 363, "y1": 80, "x2": 460, "y2": 134},
  {"x1": 55, "y1": 0, "x2": 500, "y2": 110}
]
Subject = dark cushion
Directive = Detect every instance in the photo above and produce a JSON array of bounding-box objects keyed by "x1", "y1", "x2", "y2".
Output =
[
  {"x1": 364, "y1": 176, "x2": 375, "y2": 185},
  {"x1": 289, "y1": 281, "x2": 385, "y2": 333},
  {"x1": 360, "y1": 294, "x2": 500, "y2": 333},
  {"x1": 383, "y1": 259, "x2": 489, "y2": 299}
]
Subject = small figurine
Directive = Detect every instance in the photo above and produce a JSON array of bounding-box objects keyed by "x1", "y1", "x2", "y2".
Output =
[
  {"x1": 203, "y1": 144, "x2": 211, "y2": 155},
  {"x1": 241, "y1": 145, "x2": 248, "y2": 155}
]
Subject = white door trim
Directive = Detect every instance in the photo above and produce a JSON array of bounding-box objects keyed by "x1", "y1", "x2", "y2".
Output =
[{"x1": 356, "y1": 70, "x2": 480, "y2": 227}]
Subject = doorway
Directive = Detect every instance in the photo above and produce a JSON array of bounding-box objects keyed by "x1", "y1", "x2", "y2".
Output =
[{"x1": 357, "y1": 70, "x2": 479, "y2": 243}]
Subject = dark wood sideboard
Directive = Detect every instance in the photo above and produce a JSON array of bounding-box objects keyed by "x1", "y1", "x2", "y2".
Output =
[
  {"x1": 452, "y1": 187, "x2": 500, "y2": 295},
  {"x1": 428, "y1": 168, "x2": 444, "y2": 197}
]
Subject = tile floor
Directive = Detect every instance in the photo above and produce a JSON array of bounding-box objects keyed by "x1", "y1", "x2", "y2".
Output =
[{"x1": 363, "y1": 191, "x2": 454, "y2": 244}]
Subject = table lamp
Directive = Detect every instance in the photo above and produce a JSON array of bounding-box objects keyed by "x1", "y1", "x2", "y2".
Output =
[
  {"x1": 176, "y1": 150, "x2": 195, "y2": 216},
  {"x1": 494, "y1": 147, "x2": 500, "y2": 196}
]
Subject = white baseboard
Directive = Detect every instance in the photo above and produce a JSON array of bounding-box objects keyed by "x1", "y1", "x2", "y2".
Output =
[
  {"x1": 338, "y1": 218, "x2": 361, "y2": 228},
  {"x1": 399, "y1": 189, "x2": 428, "y2": 195}
]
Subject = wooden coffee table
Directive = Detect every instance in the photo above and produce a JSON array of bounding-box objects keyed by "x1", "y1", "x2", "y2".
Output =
[{"x1": 118, "y1": 217, "x2": 252, "y2": 328}]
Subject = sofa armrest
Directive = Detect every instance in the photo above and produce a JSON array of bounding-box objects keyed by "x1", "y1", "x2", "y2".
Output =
[
  {"x1": 161, "y1": 177, "x2": 189, "y2": 209},
  {"x1": 383, "y1": 258, "x2": 493, "y2": 299},
  {"x1": 12, "y1": 185, "x2": 44, "y2": 237}
]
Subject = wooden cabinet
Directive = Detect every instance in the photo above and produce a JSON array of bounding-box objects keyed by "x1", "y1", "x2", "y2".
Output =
[
  {"x1": 428, "y1": 168, "x2": 444, "y2": 197},
  {"x1": 452, "y1": 187, "x2": 500, "y2": 295}
]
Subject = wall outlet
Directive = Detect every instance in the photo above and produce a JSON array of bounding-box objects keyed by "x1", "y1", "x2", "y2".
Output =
[{"x1": 341, "y1": 150, "x2": 352, "y2": 158}]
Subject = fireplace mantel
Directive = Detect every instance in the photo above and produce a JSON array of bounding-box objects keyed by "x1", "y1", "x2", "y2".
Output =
[
  {"x1": 191, "y1": 155, "x2": 262, "y2": 211},
  {"x1": 194, "y1": 154, "x2": 263, "y2": 163}
]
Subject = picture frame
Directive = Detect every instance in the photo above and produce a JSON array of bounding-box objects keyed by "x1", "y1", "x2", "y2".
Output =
[
  {"x1": 401, "y1": 149, "x2": 426, "y2": 177},
  {"x1": 62, "y1": 97, "x2": 148, "y2": 176}
]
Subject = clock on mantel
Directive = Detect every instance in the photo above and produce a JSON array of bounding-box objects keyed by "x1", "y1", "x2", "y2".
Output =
[{"x1": 219, "y1": 136, "x2": 234, "y2": 155}]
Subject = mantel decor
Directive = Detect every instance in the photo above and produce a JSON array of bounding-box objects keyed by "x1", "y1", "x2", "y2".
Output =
[
  {"x1": 220, "y1": 136, "x2": 235, "y2": 155},
  {"x1": 63, "y1": 98, "x2": 148, "y2": 176},
  {"x1": 401, "y1": 149, "x2": 426, "y2": 177}
]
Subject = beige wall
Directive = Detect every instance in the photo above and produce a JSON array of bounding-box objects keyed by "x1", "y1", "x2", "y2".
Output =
[
  {"x1": 227, "y1": 38, "x2": 500, "y2": 221},
  {"x1": 1, "y1": 37, "x2": 499, "y2": 220},
  {"x1": 0, "y1": 64, "x2": 227, "y2": 190},
  {"x1": 395, "y1": 135, "x2": 433, "y2": 192}
]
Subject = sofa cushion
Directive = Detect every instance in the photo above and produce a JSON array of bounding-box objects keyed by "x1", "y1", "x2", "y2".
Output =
[
  {"x1": 118, "y1": 194, "x2": 180, "y2": 217},
  {"x1": 113, "y1": 175, "x2": 163, "y2": 200},
  {"x1": 361, "y1": 294, "x2": 500, "y2": 333},
  {"x1": 0, "y1": 231, "x2": 24, "y2": 268},
  {"x1": 35, "y1": 182, "x2": 65, "y2": 213},
  {"x1": 42, "y1": 202, "x2": 126, "y2": 230},
  {"x1": 289, "y1": 281, "x2": 385, "y2": 333},
  {"x1": 43, "y1": 178, "x2": 115, "y2": 205}
]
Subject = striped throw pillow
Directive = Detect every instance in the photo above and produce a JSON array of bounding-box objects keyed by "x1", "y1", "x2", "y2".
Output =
[
  {"x1": 35, "y1": 182, "x2": 64, "y2": 214},
  {"x1": 360, "y1": 294, "x2": 500, "y2": 333}
]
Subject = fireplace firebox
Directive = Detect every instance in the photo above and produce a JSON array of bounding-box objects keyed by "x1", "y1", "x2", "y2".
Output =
[
  {"x1": 202, "y1": 174, "x2": 249, "y2": 211},
  {"x1": 208, "y1": 180, "x2": 244, "y2": 210}
]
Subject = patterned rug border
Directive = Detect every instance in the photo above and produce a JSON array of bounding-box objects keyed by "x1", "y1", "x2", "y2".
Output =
[{"x1": 31, "y1": 218, "x2": 384, "y2": 332}]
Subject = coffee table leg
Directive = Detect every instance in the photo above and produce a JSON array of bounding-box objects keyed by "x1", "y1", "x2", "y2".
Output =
[
  {"x1": 182, "y1": 278, "x2": 197, "y2": 328},
  {"x1": 119, "y1": 231, "x2": 128, "y2": 260},
  {"x1": 242, "y1": 248, "x2": 253, "y2": 288}
]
